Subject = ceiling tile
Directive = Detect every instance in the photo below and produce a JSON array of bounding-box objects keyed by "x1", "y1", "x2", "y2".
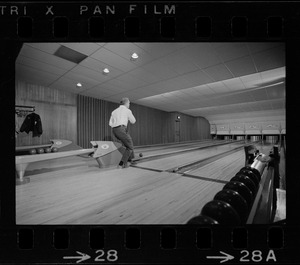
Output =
[
  {"x1": 97, "y1": 82, "x2": 125, "y2": 92},
  {"x1": 182, "y1": 88, "x2": 202, "y2": 96},
  {"x1": 168, "y1": 61, "x2": 199, "y2": 75},
  {"x1": 26, "y1": 43, "x2": 61, "y2": 54},
  {"x1": 225, "y1": 56, "x2": 257, "y2": 77},
  {"x1": 260, "y1": 67, "x2": 285, "y2": 82},
  {"x1": 19, "y1": 44, "x2": 76, "y2": 70},
  {"x1": 247, "y1": 42, "x2": 283, "y2": 54},
  {"x1": 91, "y1": 48, "x2": 137, "y2": 72},
  {"x1": 222, "y1": 78, "x2": 245, "y2": 91},
  {"x1": 203, "y1": 64, "x2": 234, "y2": 81},
  {"x1": 158, "y1": 49, "x2": 190, "y2": 65},
  {"x1": 93, "y1": 86, "x2": 119, "y2": 96},
  {"x1": 128, "y1": 67, "x2": 160, "y2": 84},
  {"x1": 63, "y1": 71, "x2": 100, "y2": 89},
  {"x1": 182, "y1": 70, "x2": 215, "y2": 87},
  {"x1": 82, "y1": 89, "x2": 116, "y2": 100},
  {"x1": 252, "y1": 46, "x2": 285, "y2": 72},
  {"x1": 70, "y1": 65, "x2": 109, "y2": 83},
  {"x1": 16, "y1": 55, "x2": 68, "y2": 76},
  {"x1": 79, "y1": 57, "x2": 123, "y2": 78},
  {"x1": 239, "y1": 72, "x2": 263, "y2": 88},
  {"x1": 49, "y1": 77, "x2": 82, "y2": 93},
  {"x1": 167, "y1": 76, "x2": 196, "y2": 90},
  {"x1": 207, "y1": 82, "x2": 231, "y2": 93},
  {"x1": 115, "y1": 73, "x2": 149, "y2": 89},
  {"x1": 142, "y1": 61, "x2": 178, "y2": 80},
  {"x1": 134, "y1": 43, "x2": 183, "y2": 59},
  {"x1": 183, "y1": 43, "x2": 221, "y2": 68},
  {"x1": 214, "y1": 43, "x2": 249, "y2": 62},
  {"x1": 16, "y1": 64, "x2": 60, "y2": 87},
  {"x1": 103, "y1": 43, "x2": 152, "y2": 66},
  {"x1": 196, "y1": 86, "x2": 215, "y2": 95},
  {"x1": 102, "y1": 79, "x2": 132, "y2": 91}
]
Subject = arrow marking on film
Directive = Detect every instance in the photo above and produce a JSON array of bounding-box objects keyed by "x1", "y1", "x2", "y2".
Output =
[
  {"x1": 207, "y1": 251, "x2": 234, "y2": 263},
  {"x1": 63, "y1": 251, "x2": 91, "y2": 263}
]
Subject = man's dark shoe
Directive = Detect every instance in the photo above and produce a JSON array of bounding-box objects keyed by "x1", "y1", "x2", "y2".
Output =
[{"x1": 122, "y1": 163, "x2": 129, "y2": 168}]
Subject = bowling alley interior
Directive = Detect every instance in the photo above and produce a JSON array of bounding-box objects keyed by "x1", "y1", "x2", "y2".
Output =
[{"x1": 14, "y1": 42, "x2": 286, "y2": 225}]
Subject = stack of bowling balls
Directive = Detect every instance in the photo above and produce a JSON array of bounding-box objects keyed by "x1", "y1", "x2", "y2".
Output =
[
  {"x1": 187, "y1": 166, "x2": 261, "y2": 225},
  {"x1": 28, "y1": 147, "x2": 58, "y2": 155}
]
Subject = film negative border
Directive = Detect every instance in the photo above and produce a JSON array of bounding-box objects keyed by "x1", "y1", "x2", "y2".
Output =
[
  {"x1": 0, "y1": 225, "x2": 290, "y2": 263},
  {"x1": 1, "y1": 0, "x2": 300, "y2": 264},
  {"x1": 0, "y1": 2, "x2": 294, "y2": 41}
]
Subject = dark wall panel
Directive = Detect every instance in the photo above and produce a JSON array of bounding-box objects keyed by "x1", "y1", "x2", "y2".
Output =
[
  {"x1": 77, "y1": 95, "x2": 119, "y2": 148},
  {"x1": 172, "y1": 112, "x2": 211, "y2": 142}
]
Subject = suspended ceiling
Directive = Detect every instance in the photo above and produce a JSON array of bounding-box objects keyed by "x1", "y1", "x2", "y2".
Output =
[{"x1": 16, "y1": 42, "x2": 285, "y2": 122}]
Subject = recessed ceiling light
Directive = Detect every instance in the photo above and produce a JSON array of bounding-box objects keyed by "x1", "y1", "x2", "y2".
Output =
[
  {"x1": 76, "y1": 83, "x2": 82, "y2": 88},
  {"x1": 131, "y1": 53, "x2": 139, "y2": 60},
  {"x1": 103, "y1": 68, "x2": 110, "y2": 74}
]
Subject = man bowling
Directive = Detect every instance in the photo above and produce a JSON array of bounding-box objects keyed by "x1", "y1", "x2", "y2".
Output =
[{"x1": 109, "y1": 98, "x2": 137, "y2": 168}]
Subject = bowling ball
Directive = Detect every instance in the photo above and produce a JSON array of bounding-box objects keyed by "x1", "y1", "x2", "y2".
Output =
[
  {"x1": 44, "y1": 147, "x2": 51, "y2": 153},
  {"x1": 248, "y1": 154, "x2": 255, "y2": 164},
  {"x1": 187, "y1": 215, "x2": 219, "y2": 224},
  {"x1": 214, "y1": 189, "x2": 249, "y2": 224},
  {"x1": 139, "y1": 153, "x2": 143, "y2": 157},
  {"x1": 201, "y1": 200, "x2": 241, "y2": 226},
  {"x1": 239, "y1": 166, "x2": 261, "y2": 182},
  {"x1": 29, "y1": 149, "x2": 37, "y2": 155},
  {"x1": 238, "y1": 169, "x2": 260, "y2": 187},
  {"x1": 223, "y1": 181, "x2": 253, "y2": 209},
  {"x1": 230, "y1": 175, "x2": 257, "y2": 196},
  {"x1": 36, "y1": 148, "x2": 44, "y2": 154},
  {"x1": 51, "y1": 147, "x2": 58, "y2": 152}
]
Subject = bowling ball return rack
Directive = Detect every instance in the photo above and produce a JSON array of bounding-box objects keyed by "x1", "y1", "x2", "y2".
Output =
[
  {"x1": 15, "y1": 139, "x2": 125, "y2": 185},
  {"x1": 186, "y1": 145, "x2": 281, "y2": 225}
]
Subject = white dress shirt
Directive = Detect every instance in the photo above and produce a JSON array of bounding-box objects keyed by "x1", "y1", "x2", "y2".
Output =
[{"x1": 109, "y1": 105, "x2": 136, "y2": 127}]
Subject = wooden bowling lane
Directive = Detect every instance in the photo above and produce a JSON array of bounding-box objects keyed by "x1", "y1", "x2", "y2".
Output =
[
  {"x1": 183, "y1": 143, "x2": 275, "y2": 183},
  {"x1": 135, "y1": 141, "x2": 245, "y2": 171},
  {"x1": 183, "y1": 149, "x2": 245, "y2": 183},
  {"x1": 134, "y1": 139, "x2": 224, "y2": 155},
  {"x1": 134, "y1": 139, "x2": 234, "y2": 159},
  {"x1": 16, "y1": 165, "x2": 224, "y2": 224}
]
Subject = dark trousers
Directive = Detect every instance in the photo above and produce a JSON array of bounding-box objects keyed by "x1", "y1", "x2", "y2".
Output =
[{"x1": 112, "y1": 126, "x2": 135, "y2": 164}]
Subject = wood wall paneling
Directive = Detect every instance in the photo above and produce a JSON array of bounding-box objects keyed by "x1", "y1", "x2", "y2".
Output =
[
  {"x1": 15, "y1": 81, "x2": 77, "y2": 147},
  {"x1": 77, "y1": 95, "x2": 210, "y2": 148}
]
